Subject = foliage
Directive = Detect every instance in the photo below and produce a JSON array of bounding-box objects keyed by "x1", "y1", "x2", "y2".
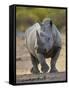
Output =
[{"x1": 16, "y1": 7, "x2": 66, "y2": 32}]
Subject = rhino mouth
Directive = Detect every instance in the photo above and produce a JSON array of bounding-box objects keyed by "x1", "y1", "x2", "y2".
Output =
[
  {"x1": 37, "y1": 48, "x2": 46, "y2": 55},
  {"x1": 37, "y1": 48, "x2": 50, "y2": 58}
]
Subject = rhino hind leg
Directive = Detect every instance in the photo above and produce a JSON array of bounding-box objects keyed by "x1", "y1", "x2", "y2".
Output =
[
  {"x1": 30, "y1": 54, "x2": 40, "y2": 74},
  {"x1": 50, "y1": 47, "x2": 61, "y2": 73}
]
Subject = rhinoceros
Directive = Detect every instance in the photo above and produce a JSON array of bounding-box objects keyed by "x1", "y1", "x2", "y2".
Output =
[{"x1": 25, "y1": 18, "x2": 62, "y2": 74}]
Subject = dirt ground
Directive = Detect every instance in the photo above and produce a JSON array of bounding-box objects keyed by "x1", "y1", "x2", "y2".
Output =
[{"x1": 16, "y1": 33, "x2": 66, "y2": 76}]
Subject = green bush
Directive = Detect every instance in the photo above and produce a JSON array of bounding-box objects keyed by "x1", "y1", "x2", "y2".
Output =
[{"x1": 16, "y1": 7, "x2": 66, "y2": 32}]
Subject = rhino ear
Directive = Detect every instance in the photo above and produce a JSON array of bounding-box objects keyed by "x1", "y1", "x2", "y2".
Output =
[{"x1": 50, "y1": 20, "x2": 52, "y2": 27}]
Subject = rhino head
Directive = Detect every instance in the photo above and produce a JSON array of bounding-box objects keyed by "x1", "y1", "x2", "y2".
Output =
[
  {"x1": 36, "y1": 18, "x2": 54, "y2": 53},
  {"x1": 41, "y1": 18, "x2": 52, "y2": 31}
]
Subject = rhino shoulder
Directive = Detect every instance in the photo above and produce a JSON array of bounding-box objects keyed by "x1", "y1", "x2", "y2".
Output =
[
  {"x1": 25, "y1": 23, "x2": 41, "y2": 36},
  {"x1": 25, "y1": 23, "x2": 41, "y2": 56},
  {"x1": 52, "y1": 24, "x2": 62, "y2": 47}
]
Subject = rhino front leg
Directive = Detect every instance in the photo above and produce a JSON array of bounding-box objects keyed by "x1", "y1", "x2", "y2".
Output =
[
  {"x1": 37, "y1": 53, "x2": 49, "y2": 73},
  {"x1": 30, "y1": 54, "x2": 40, "y2": 74},
  {"x1": 50, "y1": 47, "x2": 61, "y2": 73}
]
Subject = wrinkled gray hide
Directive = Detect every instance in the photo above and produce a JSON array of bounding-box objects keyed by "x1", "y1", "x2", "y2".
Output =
[{"x1": 25, "y1": 18, "x2": 61, "y2": 73}]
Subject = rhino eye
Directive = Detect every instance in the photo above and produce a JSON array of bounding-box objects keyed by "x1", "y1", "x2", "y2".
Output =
[
  {"x1": 47, "y1": 37, "x2": 50, "y2": 41},
  {"x1": 48, "y1": 37, "x2": 50, "y2": 40}
]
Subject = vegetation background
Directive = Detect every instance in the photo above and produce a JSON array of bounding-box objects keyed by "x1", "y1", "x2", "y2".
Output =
[{"x1": 16, "y1": 7, "x2": 66, "y2": 33}]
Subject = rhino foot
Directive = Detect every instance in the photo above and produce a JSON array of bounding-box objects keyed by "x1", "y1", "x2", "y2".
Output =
[
  {"x1": 50, "y1": 68, "x2": 58, "y2": 73},
  {"x1": 31, "y1": 67, "x2": 40, "y2": 74},
  {"x1": 41, "y1": 64, "x2": 49, "y2": 73}
]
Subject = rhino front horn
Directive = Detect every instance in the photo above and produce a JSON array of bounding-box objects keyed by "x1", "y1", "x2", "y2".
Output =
[{"x1": 50, "y1": 20, "x2": 52, "y2": 26}]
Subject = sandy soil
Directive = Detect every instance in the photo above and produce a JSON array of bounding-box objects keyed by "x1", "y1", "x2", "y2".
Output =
[
  {"x1": 16, "y1": 33, "x2": 66, "y2": 76},
  {"x1": 16, "y1": 72, "x2": 66, "y2": 84}
]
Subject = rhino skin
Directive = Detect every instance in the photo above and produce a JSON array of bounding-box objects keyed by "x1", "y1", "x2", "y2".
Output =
[{"x1": 25, "y1": 18, "x2": 62, "y2": 74}]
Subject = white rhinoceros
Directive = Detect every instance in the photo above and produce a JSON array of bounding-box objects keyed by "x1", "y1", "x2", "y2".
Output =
[{"x1": 25, "y1": 18, "x2": 62, "y2": 73}]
